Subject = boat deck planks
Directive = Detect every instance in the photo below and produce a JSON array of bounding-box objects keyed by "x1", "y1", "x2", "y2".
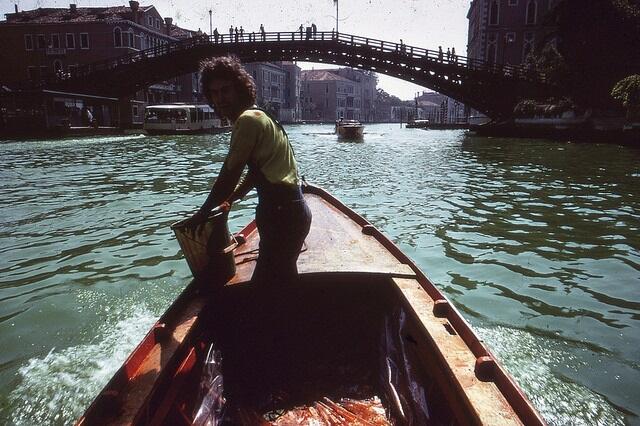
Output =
[{"x1": 229, "y1": 193, "x2": 416, "y2": 285}]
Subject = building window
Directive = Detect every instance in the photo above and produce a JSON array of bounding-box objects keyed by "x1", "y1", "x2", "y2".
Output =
[
  {"x1": 24, "y1": 34, "x2": 33, "y2": 50},
  {"x1": 40, "y1": 65, "x2": 48, "y2": 77},
  {"x1": 148, "y1": 16, "x2": 153, "y2": 26},
  {"x1": 132, "y1": 105, "x2": 139, "y2": 116},
  {"x1": 50, "y1": 34, "x2": 60, "y2": 48},
  {"x1": 526, "y1": 0, "x2": 537, "y2": 24},
  {"x1": 127, "y1": 28, "x2": 135, "y2": 48},
  {"x1": 68, "y1": 64, "x2": 78, "y2": 74},
  {"x1": 37, "y1": 34, "x2": 46, "y2": 49},
  {"x1": 487, "y1": 34, "x2": 497, "y2": 63},
  {"x1": 66, "y1": 33, "x2": 75, "y2": 49},
  {"x1": 489, "y1": 0, "x2": 499, "y2": 25},
  {"x1": 27, "y1": 66, "x2": 38, "y2": 80},
  {"x1": 114, "y1": 27, "x2": 122, "y2": 47},
  {"x1": 508, "y1": 0, "x2": 518, "y2": 5},
  {"x1": 523, "y1": 32, "x2": 535, "y2": 61},
  {"x1": 80, "y1": 33, "x2": 89, "y2": 49}
]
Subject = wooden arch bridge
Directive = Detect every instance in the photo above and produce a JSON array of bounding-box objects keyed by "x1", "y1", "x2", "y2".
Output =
[{"x1": 43, "y1": 31, "x2": 556, "y2": 119}]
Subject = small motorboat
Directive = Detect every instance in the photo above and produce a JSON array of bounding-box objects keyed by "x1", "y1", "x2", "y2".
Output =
[
  {"x1": 77, "y1": 184, "x2": 545, "y2": 425},
  {"x1": 335, "y1": 119, "x2": 365, "y2": 139}
]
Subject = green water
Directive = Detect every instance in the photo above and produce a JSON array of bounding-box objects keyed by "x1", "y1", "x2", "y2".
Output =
[{"x1": 0, "y1": 125, "x2": 638, "y2": 425}]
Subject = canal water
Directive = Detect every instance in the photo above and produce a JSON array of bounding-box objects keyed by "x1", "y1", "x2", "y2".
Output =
[{"x1": 0, "y1": 125, "x2": 638, "y2": 425}]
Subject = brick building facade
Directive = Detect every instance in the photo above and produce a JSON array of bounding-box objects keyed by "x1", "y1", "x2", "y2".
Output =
[
  {"x1": 0, "y1": 2, "x2": 203, "y2": 125},
  {"x1": 467, "y1": 0, "x2": 559, "y2": 65},
  {"x1": 300, "y1": 68, "x2": 377, "y2": 122}
]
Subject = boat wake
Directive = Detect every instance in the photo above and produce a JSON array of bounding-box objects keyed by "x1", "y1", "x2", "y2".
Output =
[{"x1": 5, "y1": 290, "x2": 165, "y2": 426}]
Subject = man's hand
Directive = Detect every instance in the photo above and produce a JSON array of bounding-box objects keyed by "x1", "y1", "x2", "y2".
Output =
[{"x1": 182, "y1": 210, "x2": 208, "y2": 237}]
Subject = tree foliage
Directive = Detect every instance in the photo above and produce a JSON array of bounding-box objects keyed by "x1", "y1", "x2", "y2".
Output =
[
  {"x1": 611, "y1": 75, "x2": 640, "y2": 107},
  {"x1": 544, "y1": 0, "x2": 640, "y2": 109},
  {"x1": 375, "y1": 88, "x2": 402, "y2": 105}
]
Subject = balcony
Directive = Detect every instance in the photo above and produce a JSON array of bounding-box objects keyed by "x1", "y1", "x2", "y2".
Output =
[{"x1": 46, "y1": 48, "x2": 67, "y2": 56}]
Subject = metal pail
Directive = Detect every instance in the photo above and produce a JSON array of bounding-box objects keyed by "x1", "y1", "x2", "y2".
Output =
[{"x1": 171, "y1": 210, "x2": 237, "y2": 281}]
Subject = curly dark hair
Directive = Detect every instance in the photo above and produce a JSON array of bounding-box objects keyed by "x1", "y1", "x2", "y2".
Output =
[{"x1": 200, "y1": 56, "x2": 256, "y2": 108}]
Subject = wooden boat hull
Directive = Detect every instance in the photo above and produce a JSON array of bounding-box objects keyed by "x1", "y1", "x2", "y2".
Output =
[
  {"x1": 77, "y1": 185, "x2": 545, "y2": 425},
  {"x1": 336, "y1": 124, "x2": 364, "y2": 139}
]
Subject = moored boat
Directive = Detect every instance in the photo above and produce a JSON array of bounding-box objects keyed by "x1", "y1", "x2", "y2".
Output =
[
  {"x1": 143, "y1": 104, "x2": 231, "y2": 135},
  {"x1": 77, "y1": 184, "x2": 545, "y2": 425},
  {"x1": 335, "y1": 119, "x2": 365, "y2": 139},
  {"x1": 406, "y1": 119, "x2": 430, "y2": 128}
]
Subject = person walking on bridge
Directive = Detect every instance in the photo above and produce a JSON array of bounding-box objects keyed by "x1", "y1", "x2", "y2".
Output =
[
  {"x1": 213, "y1": 27, "x2": 219, "y2": 43},
  {"x1": 183, "y1": 56, "x2": 312, "y2": 287},
  {"x1": 299, "y1": 24, "x2": 304, "y2": 40},
  {"x1": 260, "y1": 24, "x2": 265, "y2": 41}
]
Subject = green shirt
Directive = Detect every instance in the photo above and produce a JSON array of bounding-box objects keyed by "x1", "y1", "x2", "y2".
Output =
[{"x1": 225, "y1": 109, "x2": 299, "y2": 187}]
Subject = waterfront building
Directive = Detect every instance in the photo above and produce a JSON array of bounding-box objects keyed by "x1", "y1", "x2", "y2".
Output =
[
  {"x1": 300, "y1": 68, "x2": 376, "y2": 122},
  {"x1": 416, "y1": 92, "x2": 467, "y2": 124},
  {"x1": 279, "y1": 62, "x2": 302, "y2": 123},
  {"x1": 0, "y1": 2, "x2": 203, "y2": 126},
  {"x1": 327, "y1": 68, "x2": 377, "y2": 122},
  {"x1": 244, "y1": 61, "x2": 301, "y2": 122},
  {"x1": 467, "y1": 0, "x2": 559, "y2": 66}
]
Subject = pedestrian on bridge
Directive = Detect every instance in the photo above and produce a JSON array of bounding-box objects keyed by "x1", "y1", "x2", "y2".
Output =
[
  {"x1": 240, "y1": 26, "x2": 245, "y2": 41},
  {"x1": 447, "y1": 47, "x2": 451, "y2": 61},
  {"x1": 311, "y1": 23, "x2": 317, "y2": 37},
  {"x1": 438, "y1": 46, "x2": 443, "y2": 62},
  {"x1": 213, "y1": 27, "x2": 219, "y2": 43},
  {"x1": 299, "y1": 24, "x2": 304, "y2": 39},
  {"x1": 184, "y1": 56, "x2": 312, "y2": 287},
  {"x1": 229, "y1": 25, "x2": 233, "y2": 38},
  {"x1": 234, "y1": 26, "x2": 239, "y2": 42},
  {"x1": 452, "y1": 47, "x2": 457, "y2": 63},
  {"x1": 260, "y1": 24, "x2": 266, "y2": 41}
]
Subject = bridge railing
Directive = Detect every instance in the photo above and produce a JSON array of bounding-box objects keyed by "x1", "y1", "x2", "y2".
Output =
[{"x1": 27, "y1": 30, "x2": 547, "y2": 90}]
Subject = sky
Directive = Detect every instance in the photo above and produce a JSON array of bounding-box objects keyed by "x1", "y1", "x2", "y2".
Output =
[{"x1": 2, "y1": 0, "x2": 472, "y2": 100}]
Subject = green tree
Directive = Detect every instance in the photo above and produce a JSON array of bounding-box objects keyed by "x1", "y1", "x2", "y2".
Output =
[{"x1": 611, "y1": 75, "x2": 640, "y2": 107}]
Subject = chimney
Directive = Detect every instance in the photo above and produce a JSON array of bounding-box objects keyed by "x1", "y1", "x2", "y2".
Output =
[
  {"x1": 129, "y1": 1, "x2": 139, "y2": 24},
  {"x1": 14, "y1": 4, "x2": 18, "y2": 13},
  {"x1": 164, "y1": 17, "x2": 173, "y2": 35},
  {"x1": 70, "y1": 4, "x2": 77, "y2": 13}
]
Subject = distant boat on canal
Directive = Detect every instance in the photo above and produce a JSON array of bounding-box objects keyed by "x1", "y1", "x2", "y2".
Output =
[
  {"x1": 405, "y1": 119, "x2": 430, "y2": 128},
  {"x1": 143, "y1": 104, "x2": 231, "y2": 135},
  {"x1": 335, "y1": 119, "x2": 364, "y2": 139}
]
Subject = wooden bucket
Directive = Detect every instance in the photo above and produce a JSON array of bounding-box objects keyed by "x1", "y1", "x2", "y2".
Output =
[{"x1": 171, "y1": 210, "x2": 237, "y2": 280}]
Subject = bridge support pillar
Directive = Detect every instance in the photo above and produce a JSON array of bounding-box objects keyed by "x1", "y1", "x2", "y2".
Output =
[{"x1": 117, "y1": 97, "x2": 133, "y2": 129}]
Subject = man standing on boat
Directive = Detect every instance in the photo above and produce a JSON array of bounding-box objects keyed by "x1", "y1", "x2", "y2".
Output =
[{"x1": 183, "y1": 56, "x2": 312, "y2": 286}]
